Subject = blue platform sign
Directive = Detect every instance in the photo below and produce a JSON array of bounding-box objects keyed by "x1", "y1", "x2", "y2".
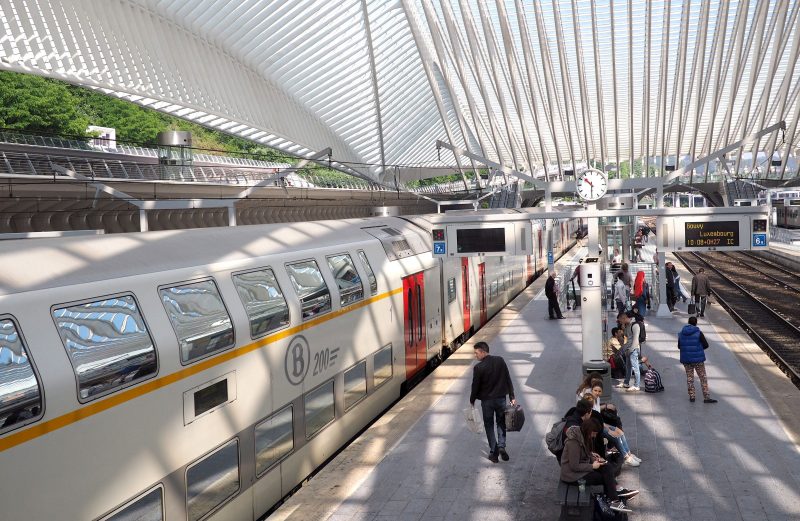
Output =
[
  {"x1": 433, "y1": 242, "x2": 446, "y2": 255},
  {"x1": 547, "y1": 251, "x2": 554, "y2": 264},
  {"x1": 752, "y1": 233, "x2": 767, "y2": 247}
]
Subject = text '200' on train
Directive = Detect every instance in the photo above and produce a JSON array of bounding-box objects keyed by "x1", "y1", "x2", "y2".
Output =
[{"x1": 0, "y1": 213, "x2": 579, "y2": 521}]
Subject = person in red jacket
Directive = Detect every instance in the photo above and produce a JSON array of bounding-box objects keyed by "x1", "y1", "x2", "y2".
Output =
[{"x1": 470, "y1": 342, "x2": 516, "y2": 463}]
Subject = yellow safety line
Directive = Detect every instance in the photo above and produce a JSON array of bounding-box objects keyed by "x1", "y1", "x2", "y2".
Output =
[{"x1": 0, "y1": 287, "x2": 403, "y2": 453}]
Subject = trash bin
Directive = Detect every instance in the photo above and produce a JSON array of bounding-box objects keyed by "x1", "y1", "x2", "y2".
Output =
[{"x1": 582, "y1": 359, "x2": 612, "y2": 401}]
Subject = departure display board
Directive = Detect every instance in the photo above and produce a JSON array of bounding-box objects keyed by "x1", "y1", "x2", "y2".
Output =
[
  {"x1": 456, "y1": 228, "x2": 505, "y2": 253},
  {"x1": 684, "y1": 221, "x2": 739, "y2": 248}
]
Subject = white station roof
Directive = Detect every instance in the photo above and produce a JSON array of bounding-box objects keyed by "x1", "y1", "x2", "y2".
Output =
[{"x1": 0, "y1": 0, "x2": 799, "y2": 184}]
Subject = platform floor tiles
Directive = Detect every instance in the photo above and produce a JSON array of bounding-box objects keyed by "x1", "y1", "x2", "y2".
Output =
[{"x1": 272, "y1": 263, "x2": 800, "y2": 521}]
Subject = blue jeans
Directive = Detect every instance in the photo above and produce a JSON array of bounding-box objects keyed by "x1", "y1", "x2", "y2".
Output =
[
  {"x1": 624, "y1": 348, "x2": 641, "y2": 387},
  {"x1": 604, "y1": 425, "x2": 631, "y2": 456},
  {"x1": 480, "y1": 397, "x2": 507, "y2": 453}
]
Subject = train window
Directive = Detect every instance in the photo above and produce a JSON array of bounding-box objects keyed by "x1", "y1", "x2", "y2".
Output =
[
  {"x1": 286, "y1": 260, "x2": 332, "y2": 320},
  {"x1": 0, "y1": 318, "x2": 43, "y2": 433},
  {"x1": 447, "y1": 277, "x2": 456, "y2": 303},
  {"x1": 255, "y1": 406, "x2": 294, "y2": 476},
  {"x1": 232, "y1": 268, "x2": 290, "y2": 338},
  {"x1": 304, "y1": 379, "x2": 334, "y2": 438},
  {"x1": 357, "y1": 250, "x2": 378, "y2": 295},
  {"x1": 344, "y1": 361, "x2": 367, "y2": 411},
  {"x1": 373, "y1": 344, "x2": 392, "y2": 388},
  {"x1": 186, "y1": 439, "x2": 240, "y2": 521},
  {"x1": 326, "y1": 253, "x2": 364, "y2": 306},
  {"x1": 98, "y1": 485, "x2": 163, "y2": 521},
  {"x1": 159, "y1": 280, "x2": 234, "y2": 365},
  {"x1": 52, "y1": 295, "x2": 157, "y2": 403}
]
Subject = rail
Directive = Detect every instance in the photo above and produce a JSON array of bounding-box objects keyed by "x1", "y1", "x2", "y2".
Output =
[{"x1": 675, "y1": 252, "x2": 800, "y2": 385}]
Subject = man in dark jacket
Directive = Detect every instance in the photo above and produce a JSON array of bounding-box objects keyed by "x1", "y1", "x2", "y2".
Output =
[
  {"x1": 690, "y1": 267, "x2": 712, "y2": 317},
  {"x1": 664, "y1": 262, "x2": 677, "y2": 311},
  {"x1": 545, "y1": 270, "x2": 565, "y2": 319},
  {"x1": 470, "y1": 342, "x2": 516, "y2": 462},
  {"x1": 677, "y1": 317, "x2": 717, "y2": 403}
]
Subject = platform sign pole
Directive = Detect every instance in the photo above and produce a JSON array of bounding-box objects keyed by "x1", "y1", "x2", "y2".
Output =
[
  {"x1": 654, "y1": 217, "x2": 673, "y2": 318},
  {"x1": 546, "y1": 219, "x2": 554, "y2": 271},
  {"x1": 587, "y1": 202, "x2": 599, "y2": 256}
]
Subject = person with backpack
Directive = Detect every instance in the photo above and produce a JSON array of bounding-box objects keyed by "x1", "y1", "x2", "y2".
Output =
[
  {"x1": 579, "y1": 383, "x2": 641, "y2": 468},
  {"x1": 469, "y1": 342, "x2": 516, "y2": 462},
  {"x1": 605, "y1": 327, "x2": 627, "y2": 379},
  {"x1": 548, "y1": 399, "x2": 593, "y2": 463},
  {"x1": 613, "y1": 273, "x2": 628, "y2": 312},
  {"x1": 678, "y1": 317, "x2": 718, "y2": 403},
  {"x1": 615, "y1": 311, "x2": 642, "y2": 392},
  {"x1": 560, "y1": 418, "x2": 637, "y2": 514}
]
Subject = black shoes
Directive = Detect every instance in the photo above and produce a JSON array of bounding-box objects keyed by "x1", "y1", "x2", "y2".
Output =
[
  {"x1": 690, "y1": 397, "x2": 696, "y2": 402},
  {"x1": 498, "y1": 448, "x2": 510, "y2": 461},
  {"x1": 704, "y1": 398, "x2": 718, "y2": 404},
  {"x1": 548, "y1": 316, "x2": 566, "y2": 320},
  {"x1": 488, "y1": 451, "x2": 499, "y2": 463}
]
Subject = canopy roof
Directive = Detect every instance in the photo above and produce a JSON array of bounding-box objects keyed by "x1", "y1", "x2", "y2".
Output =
[{"x1": 1, "y1": 0, "x2": 799, "y2": 184}]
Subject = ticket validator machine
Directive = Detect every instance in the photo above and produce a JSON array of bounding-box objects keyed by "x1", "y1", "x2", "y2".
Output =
[{"x1": 579, "y1": 256, "x2": 612, "y2": 399}]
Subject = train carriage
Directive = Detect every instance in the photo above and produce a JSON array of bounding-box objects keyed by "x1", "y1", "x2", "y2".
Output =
[{"x1": 0, "y1": 214, "x2": 577, "y2": 521}]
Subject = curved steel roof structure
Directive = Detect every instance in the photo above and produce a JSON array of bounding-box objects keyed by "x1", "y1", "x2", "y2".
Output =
[{"x1": 1, "y1": 0, "x2": 799, "y2": 184}]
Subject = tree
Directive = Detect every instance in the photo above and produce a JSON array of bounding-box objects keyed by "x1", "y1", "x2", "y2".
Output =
[{"x1": 0, "y1": 71, "x2": 90, "y2": 135}]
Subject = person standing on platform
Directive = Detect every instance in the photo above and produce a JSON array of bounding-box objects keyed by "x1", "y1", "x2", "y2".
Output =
[
  {"x1": 633, "y1": 230, "x2": 644, "y2": 262},
  {"x1": 615, "y1": 312, "x2": 642, "y2": 392},
  {"x1": 690, "y1": 268, "x2": 712, "y2": 318},
  {"x1": 545, "y1": 270, "x2": 565, "y2": 319},
  {"x1": 613, "y1": 273, "x2": 628, "y2": 312},
  {"x1": 678, "y1": 317, "x2": 718, "y2": 403},
  {"x1": 664, "y1": 262, "x2": 677, "y2": 311},
  {"x1": 618, "y1": 263, "x2": 632, "y2": 288},
  {"x1": 469, "y1": 342, "x2": 516, "y2": 463},
  {"x1": 632, "y1": 271, "x2": 649, "y2": 317}
]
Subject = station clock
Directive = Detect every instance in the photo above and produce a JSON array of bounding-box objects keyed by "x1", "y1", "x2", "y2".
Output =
[{"x1": 575, "y1": 169, "x2": 609, "y2": 201}]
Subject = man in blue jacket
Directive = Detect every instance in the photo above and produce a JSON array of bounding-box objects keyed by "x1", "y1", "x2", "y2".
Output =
[{"x1": 677, "y1": 317, "x2": 718, "y2": 403}]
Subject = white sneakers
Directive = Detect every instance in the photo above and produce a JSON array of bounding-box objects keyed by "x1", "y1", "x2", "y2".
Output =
[
  {"x1": 623, "y1": 453, "x2": 641, "y2": 467},
  {"x1": 614, "y1": 382, "x2": 629, "y2": 389},
  {"x1": 625, "y1": 386, "x2": 640, "y2": 392}
]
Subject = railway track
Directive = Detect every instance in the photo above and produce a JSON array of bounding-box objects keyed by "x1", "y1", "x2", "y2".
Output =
[{"x1": 675, "y1": 251, "x2": 800, "y2": 386}]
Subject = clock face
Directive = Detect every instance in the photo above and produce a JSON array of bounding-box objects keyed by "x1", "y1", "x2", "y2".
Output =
[{"x1": 576, "y1": 170, "x2": 608, "y2": 201}]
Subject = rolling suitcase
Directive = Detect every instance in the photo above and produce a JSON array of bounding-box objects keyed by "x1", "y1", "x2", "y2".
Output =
[
  {"x1": 688, "y1": 302, "x2": 697, "y2": 315},
  {"x1": 504, "y1": 404, "x2": 525, "y2": 432}
]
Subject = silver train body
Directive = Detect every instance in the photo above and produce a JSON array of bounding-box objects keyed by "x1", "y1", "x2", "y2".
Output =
[
  {"x1": 0, "y1": 214, "x2": 579, "y2": 521},
  {"x1": 774, "y1": 198, "x2": 800, "y2": 228}
]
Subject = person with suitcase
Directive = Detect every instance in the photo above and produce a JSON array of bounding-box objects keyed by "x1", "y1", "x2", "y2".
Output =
[{"x1": 469, "y1": 342, "x2": 516, "y2": 463}]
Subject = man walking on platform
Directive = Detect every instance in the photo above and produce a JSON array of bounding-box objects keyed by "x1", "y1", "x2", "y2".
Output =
[
  {"x1": 678, "y1": 316, "x2": 718, "y2": 403},
  {"x1": 545, "y1": 270, "x2": 565, "y2": 319},
  {"x1": 690, "y1": 268, "x2": 712, "y2": 318},
  {"x1": 470, "y1": 342, "x2": 516, "y2": 463}
]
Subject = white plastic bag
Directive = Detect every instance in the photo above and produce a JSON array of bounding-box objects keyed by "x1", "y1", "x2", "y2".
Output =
[{"x1": 464, "y1": 406, "x2": 483, "y2": 434}]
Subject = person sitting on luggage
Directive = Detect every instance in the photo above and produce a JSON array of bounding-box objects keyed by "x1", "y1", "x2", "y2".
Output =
[
  {"x1": 606, "y1": 327, "x2": 628, "y2": 378},
  {"x1": 560, "y1": 418, "x2": 638, "y2": 513},
  {"x1": 579, "y1": 383, "x2": 641, "y2": 468},
  {"x1": 557, "y1": 399, "x2": 594, "y2": 464}
]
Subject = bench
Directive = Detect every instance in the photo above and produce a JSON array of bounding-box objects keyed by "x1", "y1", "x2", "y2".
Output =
[{"x1": 556, "y1": 480, "x2": 604, "y2": 521}]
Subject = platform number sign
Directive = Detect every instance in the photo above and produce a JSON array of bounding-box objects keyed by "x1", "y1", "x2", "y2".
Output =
[
  {"x1": 752, "y1": 234, "x2": 767, "y2": 247},
  {"x1": 432, "y1": 228, "x2": 446, "y2": 256}
]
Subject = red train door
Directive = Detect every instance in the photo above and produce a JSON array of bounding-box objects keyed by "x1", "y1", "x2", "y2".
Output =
[
  {"x1": 461, "y1": 258, "x2": 471, "y2": 332},
  {"x1": 403, "y1": 272, "x2": 427, "y2": 380},
  {"x1": 478, "y1": 262, "x2": 487, "y2": 326}
]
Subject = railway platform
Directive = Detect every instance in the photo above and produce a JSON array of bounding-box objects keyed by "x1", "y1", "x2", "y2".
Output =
[{"x1": 268, "y1": 248, "x2": 800, "y2": 521}]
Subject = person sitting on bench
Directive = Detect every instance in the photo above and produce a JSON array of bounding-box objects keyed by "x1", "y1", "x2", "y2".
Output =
[{"x1": 560, "y1": 418, "x2": 638, "y2": 513}]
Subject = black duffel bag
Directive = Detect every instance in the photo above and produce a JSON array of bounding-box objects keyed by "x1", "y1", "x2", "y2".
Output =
[{"x1": 504, "y1": 403, "x2": 525, "y2": 432}]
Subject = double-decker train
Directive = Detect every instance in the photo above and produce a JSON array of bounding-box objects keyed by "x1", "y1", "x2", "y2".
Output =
[
  {"x1": 773, "y1": 196, "x2": 800, "y2": 228},
  {"x1": 0, "y1": 213, "x2": 579, "y2": 521}
]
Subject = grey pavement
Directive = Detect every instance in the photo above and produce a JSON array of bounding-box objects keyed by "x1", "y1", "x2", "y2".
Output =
[{"x1": 322, "y1": 260, "x2": 800, "y2": 520}]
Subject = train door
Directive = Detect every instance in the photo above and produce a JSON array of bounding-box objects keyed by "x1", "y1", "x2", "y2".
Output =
[
  {"x1": 461, "y1": 258, "x2": 471, "y2": 333},
  {"x1": 478, "y1": 262, "x2": 487, "y2": 326},
  {"x1": 403, "y1": 272, "x2": 427, "y2": 379},
  {"x1": 526, "y1": 255, "x2": 534, "y2": 284}
]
